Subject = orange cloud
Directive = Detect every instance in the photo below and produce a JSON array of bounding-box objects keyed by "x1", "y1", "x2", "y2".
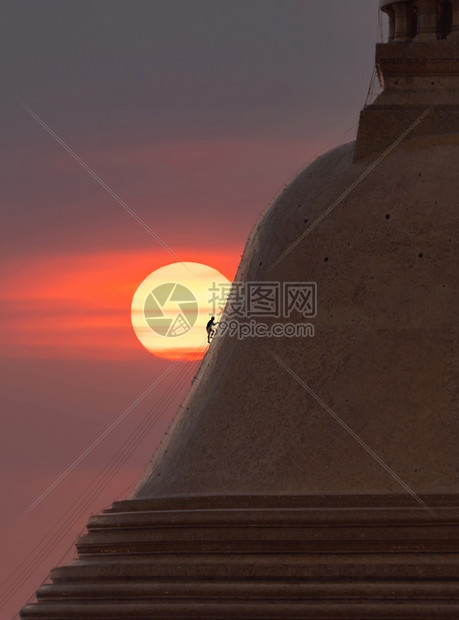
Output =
[{"x1": 1, "y1": 248, "x2": 240, "y2": 360}]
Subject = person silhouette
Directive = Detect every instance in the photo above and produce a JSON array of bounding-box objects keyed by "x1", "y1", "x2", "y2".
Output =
[{"x1": 206, "y1": 316, "x2": 218, "y2": 343}]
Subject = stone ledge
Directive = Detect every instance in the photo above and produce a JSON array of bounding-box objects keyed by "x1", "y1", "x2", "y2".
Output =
[{"x1": 20, "y1": 495, "x2": 459, "y2": 619}]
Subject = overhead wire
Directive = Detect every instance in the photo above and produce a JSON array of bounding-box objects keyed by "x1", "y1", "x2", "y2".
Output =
[
  {"x1": 244, "y1": 9, "x2": 387, "y2": 254},
  {"x1": 1, "y1": 346, "x2": 204, "y2": 610},
  {"x1": 248, "y1": 113, "x2": 360, "y2": 245},
  {"x1": 0, "y1": 339, "x2": 207, "y2": 612},
  {"x1": 11, "y1": 534, "x2": 77, "y2": 620},
  {"x1": 1, "y1": 352, "x2": 202, "y2": 613},
  {"x1": 22, "y1": 351, "x2": 190, "y2": 516}
]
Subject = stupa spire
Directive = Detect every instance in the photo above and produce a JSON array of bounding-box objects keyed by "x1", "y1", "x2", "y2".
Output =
[
  {"x1": 382, "y1": 0, "x2": 458, "y2": 42},
  {"x1": 355, "y1": 0, "x2": 459, "y2": 159}
]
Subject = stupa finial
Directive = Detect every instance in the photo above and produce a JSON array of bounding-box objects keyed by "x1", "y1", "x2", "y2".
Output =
[
  {"x1": 355, "y1": 0, "x2": 459, "y2": 160},
  {"x1": 381, "y1": 0, "x2": 459, "y2": 42}
]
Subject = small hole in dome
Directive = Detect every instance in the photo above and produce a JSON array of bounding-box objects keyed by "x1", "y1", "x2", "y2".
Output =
[
  {"x1": 259, "y1": 262, "x2": 262, "y2": 266},
  {"x1": 324, "y1": 257, "x2": 329, "y2": 263},
  {"x1": 304, "y1": 218, "x2": 308, "y2": 223},
  {"x1": 418, "y1": 253, "x2": 424, "y2": 258},
  {"x1": 385, "y1": 214, "x2": 391, "y2": 219},
  {"x1": 431, "y1": 82, "x2": 435, "y2": 86}
]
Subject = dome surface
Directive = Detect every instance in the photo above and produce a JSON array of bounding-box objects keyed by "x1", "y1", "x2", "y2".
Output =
[{"x1": 135, "y1": 135, "x2": 457, "y2": 500}]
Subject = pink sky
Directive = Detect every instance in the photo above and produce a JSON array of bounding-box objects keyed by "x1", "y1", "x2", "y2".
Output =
[
  {"x1": 0, "y1": 145, "x2": 326, "y2": 616},
  {"x1": 0, "y1": 0, "x2": 379, "y2": 616},
  {"x1": 1, "y1": 248, "x2": 240, "y2": 359}
]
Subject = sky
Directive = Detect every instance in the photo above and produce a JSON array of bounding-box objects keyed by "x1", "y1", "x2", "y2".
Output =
[{"x1": 0, "y1": 0, "x2": 381, "y2": 616}]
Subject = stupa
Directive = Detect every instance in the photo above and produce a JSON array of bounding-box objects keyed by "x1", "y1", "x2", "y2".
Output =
[{"x1": 21, "y1": 1, "x2": 458, "y2": 618}]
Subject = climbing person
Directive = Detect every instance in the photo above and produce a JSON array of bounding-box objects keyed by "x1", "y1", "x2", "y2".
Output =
[{"x1": 206, "y1": 316, "x2": 218, "y2": 343}]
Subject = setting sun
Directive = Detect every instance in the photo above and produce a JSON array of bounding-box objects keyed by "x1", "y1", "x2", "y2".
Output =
[{"x1": 131, "y1": 262, "x2": 231, "y2": 360}]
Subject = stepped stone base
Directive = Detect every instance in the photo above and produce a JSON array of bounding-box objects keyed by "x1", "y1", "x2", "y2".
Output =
[{"x1": 21, "y1": 495, "x2": 459, "y2": 619}]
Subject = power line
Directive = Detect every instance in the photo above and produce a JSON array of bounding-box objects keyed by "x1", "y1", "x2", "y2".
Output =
[
  {"x1": 23, "y1": 353, "x2": 190, "y2": 516},
  {"x1": 2, "y1": 356, "x2": 198, "y2": 611},
  {"x1": 21, "y1": 103, "x2": 192, "y2": 274},
  {"x1": 1, "y1": 343, "x2": 206, "y2": 612}
]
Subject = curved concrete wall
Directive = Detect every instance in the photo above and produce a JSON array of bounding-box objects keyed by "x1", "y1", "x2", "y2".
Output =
[{"x1": 135, "y1": 136, "x2": 458, "y2": 500}]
